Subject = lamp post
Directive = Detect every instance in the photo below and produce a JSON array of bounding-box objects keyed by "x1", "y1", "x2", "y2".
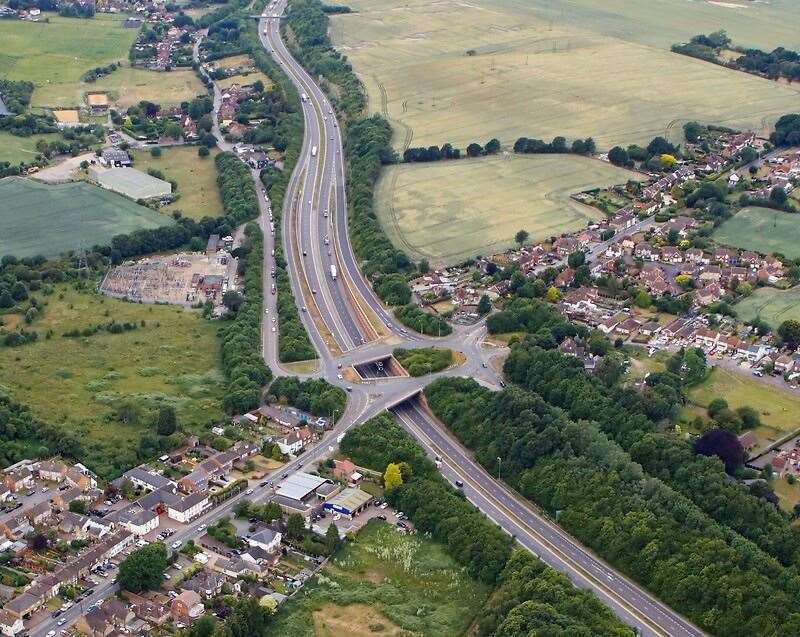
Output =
[{"x1": 497, "y1": 456, "x2": 501, "y2": 480}]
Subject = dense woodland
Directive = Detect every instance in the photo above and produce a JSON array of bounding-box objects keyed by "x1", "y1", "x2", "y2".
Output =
[
  {"x1": 268, "y1": 376, "x2": 346, "y2": 420},
  {"x1": 340, "y1": 414, "x2": 635, "y2": 637}
]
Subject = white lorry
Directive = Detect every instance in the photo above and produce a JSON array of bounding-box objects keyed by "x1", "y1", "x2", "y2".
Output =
[{"x1": 330, "y1": 264, "x2": 337, "y2": 280}]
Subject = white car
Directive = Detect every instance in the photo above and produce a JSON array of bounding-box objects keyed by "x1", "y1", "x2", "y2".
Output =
[
  {"x1": 197, "y1": 524, "x2": 206, "y2": 532},
  {"x1": 47, "y1": 631, "x2": 56, "y2": 637},
  {"x1": 272, "y1": 326, "x2": 276, "y2": 332},
  {"x1": 245, "y1": 488, "x2": 254, "y2": 495},
  {"x1": 171, "y1": 540, "x2": 182, "y2": 549}
]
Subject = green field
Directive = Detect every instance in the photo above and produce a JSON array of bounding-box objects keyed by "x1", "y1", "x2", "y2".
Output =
[
  {"x1": 681, "y1": 367, "x2": 800, "y2": 451},
  {"x1": 269, "y1": 521, "x2": 489, "y2": 636},
  {"x1": 330, "y1": 0, "x2": 800, "y2": 149},
  {"x1": 0, "y1": 177, "x2": 172, "y2": 259},
  {"x1": 0, "y1": 131, "x2": 62, "y2": 164},
  {"x1": 375, "y1": 154, "x2": 638, "y2": 264},
  {"x1": 714, "y1": 207, "x2": 800, "y2": 260},
  {"x1": 735, "y1": 287, "x2": 800, "y2": 330},
  {"x1": 0, "y1": 13, "x2": 138, "y2": 108},
  {"x1": 0, "y1": 284, "x2": 224, "y2": 478},
  {"x1": 133, "y1": 147, "x2": 223, "y2": 220}
]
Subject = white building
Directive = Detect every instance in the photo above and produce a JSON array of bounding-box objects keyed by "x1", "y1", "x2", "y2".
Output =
[
  {"x1": 115, "y1": 506, "x2": 159, "y2": 536},
  {"x1": 167, "y1": 491, "x2": 210, "y2": 524},
  {"x1": 0, "y1": 610, "x2": 23, "y2": 636},
  {"x1": 246, "y1": 528, "x2": 282, "y2": 554}
]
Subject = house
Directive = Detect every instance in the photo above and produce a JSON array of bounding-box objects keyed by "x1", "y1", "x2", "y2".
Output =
[
  {"x1": 214, "y1": 557, "x2": 262, "y2": 578},
  {"x1": 59, "y1": 512, "x2": 92, "y2": 538},
  {"x1": 660, "y1": 246, "x2": 682, "y2": 264},
  {"x1": 181, "y1": 571, "x2": 224, "y2": 599},
  {"x1": 25, "y1": 501, "x2": 51, "y2": 525},
  {"x1": 685, "y1": 248, "x2": 707, "y2": 264},
  {"x1": 695, "y1": 328, "x2": 720, "y2": 349},
  {"x1": 120, "y1": 467, "x2": 174, "y2": 492},
  {"x1": 615, "y1": 317, "x2": 642, "y2": 338},
  {"x1": 178, "y1": 469, "x2": 209, "y2": 494},
  {"x1": 276, "y1": 427, "x2": 313, "y2": 456},
  {"x1": 634, "y1": 243, "x2": 655, "y2": 260},
  {"x1": 639, "y1": 321, "x2": 661, "y2": 337},
  {"x1": 332, "y1": 459, "x2": 361, "y2": 484},
  {"x1": 696, "y1": 283, "x2": 722, "y2": 306},
  {"x1": 37, "y1": 460, "x2": 68, "y2": 483},
  {"x1": 0, "y1": 610, "x2": 23, "y2": 636},
  {"x1": 166, "y1": 491, "x2": 210, "y2": 524},
  {"x1": 3, "y1": 468, "x2": 33, "y2": 493},
  {"x1": 129, "y1": 595, "x2": 171, "y2": 626},
  {"x1": 552, "y1": 236, "x2": 579, "y2": 257},
  {"x1": 114, "y1": 505, "x2": 159, "y2": 536},
  {"x1": 774, "y1": 354, "x2": 796, "y2": 375},
  {"x1": 738, "y1": 431, "x2": 757, "y2": 452},
  {"x1": 66, "y1": 466, "x2": 96, "y2": 491},
  {"x1": 246, "y1": 528, "x2": 282, "y2": 554},
  {"x1": 714, "y1": 248, "x2": 738, "y2": 266},
  {"x1": 554, "y1": 268, "x2": 574, "y2": 288},
  {"x1": 171, "y1": 590, "x2": 204, "y2": 620}
]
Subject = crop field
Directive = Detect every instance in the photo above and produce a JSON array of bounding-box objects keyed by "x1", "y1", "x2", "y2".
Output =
[
  {"x1": 0, "y1": 13, "x2": 138, "y2": 107},
  {"x1": 735, "y1": 287, "x2": 800, "y2": 330},
  {"x1": 0, "y1": 284, "x2": 224, "y2": 478},
  {"x1": 681, "y1": 367, "x2": 800, "y2": 451},
  {"x1": 0, "y1": 177, "x2": 172, "y2": 259},
  {"x1": 330, "y1": 0, "x2": 800, "y2": 150},
  {"x1": 374, "y1": 154, "x2": 639, "y2": 264},
  {"x1": 713, "y1": 207, "x2": 800, "y2": 260},
  {"x1": 268, "y1": 521, "x2": 489, "y2": 636},
  {"x1": 133, "y1": 147, "x2": 223, "y2": 220},
  {"x1": 32, "y1": 65, "x2": 205, "y2": 109}
]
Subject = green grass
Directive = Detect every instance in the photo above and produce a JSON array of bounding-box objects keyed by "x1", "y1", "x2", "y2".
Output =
[
  {"x1": 735, "y1": 287, "x2": 800, "y2": 330},
  {"x1": 681, "y1": 366, "x2": 800, "y2": 450},
  {"x1": 0, "y1": 13, "x2": 138, "y2": 108},
  {"x1": 0, "y1": 177, "x2": 172, "y2": 259},
  {"x1": 374, "y1": 154, "x2": 639, "y2": 265},
  {"x1": 132, "y1": 147, "x2": 224, "y2": 220},
  {"x1": 0, "y1": 131, "x2": 63, "y2": 165},
  {"x1": 331, "y1": 0, "x2": 800, "y2": 150},
  {"x1": 714, "y1": 207, "x2": 800, "y2": 260},
  {"x1": 269, "y1": 521, "x2": 489, "y2": 636},
  {"x1": 0, "y1": 284, "x2": 224, "y2": 478},
  {"x1": 393, "y1": 347, "x2": 454, "y2": 376}
]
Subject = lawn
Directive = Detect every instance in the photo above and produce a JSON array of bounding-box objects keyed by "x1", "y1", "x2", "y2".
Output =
[
  {"x1": 0, "y1": 131, "x2": 62, "y2": 165},
  {"x1": 0, "y1": 284, "x2": 224, "y2": 478},
  {"x1": 330, "y1": 0, "x2": 800, "y2": 150},
  {"x1": 268, "y1": 521, "x2": 489, "y2": 636},
  {"x1": 374, "y1": 154, "x2": 639, "y2": 264},
  {"x1": 681, "y1": 366, "x2": 800, "y2": 450},
  {"x1": 0, "y1": 177, "x2": 173, "y2": 259},
  {"x1": 0, "y1": 13, "x2": 138, "y2": 108},
  {"x1": 132, "y1": 147, "x2": 223, "y2": 220},
  {"x1": 735, "y1": 287, "x2": 800, "y2": 330},
  {"x1": 713, "y1": 207, "x2": 800, "y2": 260}
]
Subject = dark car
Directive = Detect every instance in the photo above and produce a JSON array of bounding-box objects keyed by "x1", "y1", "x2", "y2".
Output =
[
  {"x1": 376, "y1": 515, "x2": 387, "y2": 521},
  {"x1": 51, "y1": 611, "x2": 61, "y2": 619},
  {"x1": 259, "y1": 481, "x2": 268, "y2": 487},
  {"x1": 455, "y1": 480, "x2": 464, "y2": 488}
]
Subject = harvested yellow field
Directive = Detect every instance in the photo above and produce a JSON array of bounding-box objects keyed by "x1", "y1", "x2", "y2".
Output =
[
  {"x1": 330, "y1": 0, "x2": 800, "y2": 149},
  {"x1": 375, "y1": 153, "x2": 639, "y2": 265}
]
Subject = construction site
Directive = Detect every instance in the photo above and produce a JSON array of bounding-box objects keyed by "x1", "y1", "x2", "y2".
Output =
[{"x1": 99, "y1": 250, "x2": 237, "y2": 309}]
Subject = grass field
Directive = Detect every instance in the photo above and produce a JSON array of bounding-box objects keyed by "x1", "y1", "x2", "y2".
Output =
[
  {"x1": 269, "y1": 521, "x2": 489, "y2": 636},
  {"x1": 0, "y1": 177, "x2": 172, "y2": 258},
  {"x1": 217, "y1": 72, "x2": 273, "y2": 90},
  {"x1": 330, "y1": 0, "x2": 800, "y2": 150},
  {"x1": 714, "y1": 207, "x2": 800, "y2": 260},
  {"x1": 374, "y1": 154, "x2": 638, "y2": 264},
  {"x1": 0, "y1": 13, "x2": 138, "y2": 108},
  {"x1": 0, "y1": 284, "x2": 224, "y2": 478},
  {"x1": 681, "y1": 367, "x2": 800, "y2": 450},
  {"x1": 735, "y1": 287, "x2": 800, "y2": 330},
  {"x1": 0, "y1": 131, "x2": 63, "y2": 164},
  {"x1": 132, "y1": 147, "x2": 223, "y2": 220}
]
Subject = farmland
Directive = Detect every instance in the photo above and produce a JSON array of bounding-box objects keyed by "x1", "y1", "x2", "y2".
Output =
[
  {"x1": 735, "y1": 287, "x2": 800, "y2": 330},
  {"x1": 0, "y1": 13, "x2": 137, "y2": 108},
  {"x1": 0, "y1": 131, "x2": 61, "y2": 165},
  {"x1": 0, "y1": 284, "x2": 224, "y2": 478},
  {"x1": 681, "y1": 366, "x2": 800, "y2": 450},
  {"x1": 133, "y1": 147, "x2": 224, "y2": 220},
  {"x1": 268, "y1": 521, "x2": 489, "y2": 636},
  {"x1": 713, "y1": 207, "x2": 800, "y2": 260},
  {"x1": 374, "y1": 153, "x2": 638, "y2": 264},
  {"x1": 0, "y1": 178, "x2": 172, "y2": 259},
  {"x1": 330, "y1": 0, "x2": 800, "y2": 150}
]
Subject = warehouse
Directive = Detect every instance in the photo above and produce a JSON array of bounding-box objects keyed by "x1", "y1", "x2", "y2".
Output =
[{"x1": 323, "y1": 488, "x2": 373, "y2": 519}]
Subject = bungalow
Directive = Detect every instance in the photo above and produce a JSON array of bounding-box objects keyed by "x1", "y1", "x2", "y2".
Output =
[
  {"x1": 738, "y1": 431, "x2": 757, "y2": 452},
  {"x1": 657, "y1": 215, "x2": 696, "y2": 238},
  {"x1": 615, "y1": 317, "x2": 642, "y2": 338},
  {"x1": 774, "y1": 354, "x2": 797, "y2": 375},
  {"x1": 695, "y1": 328, "x2": 720, "y2": 349},
  {"x1": 3, "y1": 593, "x2": 41, "y2": 619},
  {"x1": 214, "y1": 556, "x2": 263, "y2": 578},
  {"x1": 171, "y1": 590, "x2": 204, "y2": 620},
  {"x1": 598, "y1": 314, "x2": 625, "y2": 334},
  {"x1": 639, "y1": 321, "x2": 661, "y2": 337}
]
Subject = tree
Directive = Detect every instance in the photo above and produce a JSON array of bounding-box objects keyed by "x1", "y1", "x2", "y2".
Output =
[
  {"x1": 150, "y1": 147, "x2": 162, "y2": 158},
  {"x1": 198, "y1": 145, "x2": 210, "y2": 158},
  {"x1": 545, "y1": 286, "x2": 561, "y2": 303},
  {"x1": 567, "y1": 251, "x2": 585, "y2": 269},
  {"x1": 683, "y1": 121, "x2": 705, "y2": 143},
  {"x1": 325, "y1": 522, "x2": 340, "y2": 554},
  {"x1": 225, "y1": 596, "x2": 274, "y2": 637},
  {"x1": 676, "y1": 273, "x2": 693, "y2": 289},
  {"x1": 770, "y1": 186, "x2": 788, "y2": 205},
  {"x1": 28, "y1": 533, "x2": 48, "y2": 551},
  {"x1": 694, "y1": 428, "x2": 745, "y2": 474},
  {"x1": 634, "y1": 289, "x2": 652, "y2": 308},
  {"x1": 222, "y1": 290, "x2": 245, "y2": 312},
  {"x1": 515, "y1": 229, "x2": 529, "y2": 246},
  {"x1": 189, "y1": 615, "x2": 217, "y2": 637},
  {"x1": 466, "y1": 142, "x2": 483, "y2": 157},
  {"x1": 477, "y1": 294, "x2": 491, "y2": 315},
  {"x1": 286, "y1": 513, "x2": 305, "y2": 540},
  {"x1": 707, "y1": 397, "x2": 729, "y2": 418},
  {"x1": 778, "y1": 319, "x2": 800, "y2": 350},
  {"x1": 118, "y1": 543, "x2": 167, "y2": 592},
  {"x1": 608, "y1": 146, "x2": 630, "y2": 166},
  {"x1": 115, "y1": 400, "x2": 141, "y2": 425},
  {"x1": 485, "y1": 138, "x2": 501, "y2": 154},
  {"x1": 384, "y1": 462, "x2": 403, "y2": 491},
  {"x1": 155, "y1": 406, "x2": 177, "y2": 436}
]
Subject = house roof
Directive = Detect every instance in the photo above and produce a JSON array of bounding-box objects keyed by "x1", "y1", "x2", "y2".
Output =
[
  {"x1": 275, "y1": 472, "x2": 328, "y2": 501},
  {"x1": 325, "y1": 488, "x2": 373, "y2": 512},
  {"x1": 122, "y1": 468, "x2": 173, "y2": 490},
  {"x1": 248, "y1": 528, "x2": 279, "y2": 546},
  {"x1": 169, "y1": 491, "x2": 209, "y2": 513}
]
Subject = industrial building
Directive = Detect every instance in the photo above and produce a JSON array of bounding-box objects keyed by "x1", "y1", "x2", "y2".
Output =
[{"x1": 323, "y1": 488, "x2": 373, "y2": 519}]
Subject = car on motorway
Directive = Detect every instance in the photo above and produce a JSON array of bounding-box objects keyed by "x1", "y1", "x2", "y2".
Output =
[
  {"x1": 337, "y1": 374, "x2": 342, "y2": 379},
  {"x1": 303, "y1": 250, "x2": 307, "y2": 256},
  {"x1": 312, "y1": 289, "x2": 317, "y2": 294},
  {"x1": 481, "y1": 362, "x2": 487, "y2": 368},
  {"x1": 346, "y1": 386, "x2": 352, "y2": 392},
  {"x1": 301, "y1": 306, "x2": 306, "y2": 312},
  {"x1": 455, "y1": 480, "x2": 464, "y2": 488},
  {"x1": 272, "y1": 326, "x2": 276, "y2": 333}
]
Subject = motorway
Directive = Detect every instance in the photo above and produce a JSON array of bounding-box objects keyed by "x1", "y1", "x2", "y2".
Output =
[{"x1": 33, "y1": 6, "x2": 703, "y2": 637}]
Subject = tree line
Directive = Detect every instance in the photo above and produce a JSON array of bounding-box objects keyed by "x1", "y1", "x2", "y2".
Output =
[
  {"x1": 513, "y1": 135, "x2": 595, "y2": 156},
  {"x1": 268, "y1": 376, "x2": 346, "y2": 420},
  {"x1": 340, "y1": 413, "x2": 635, "y2": 636},
  {"x1": 0, "y1": 79, "x2": 33, "y2": 114}
]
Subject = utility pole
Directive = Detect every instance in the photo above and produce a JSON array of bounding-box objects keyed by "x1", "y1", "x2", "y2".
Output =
[{"x1": 497, "y1": 456, "x2": 501, "y2": 480}]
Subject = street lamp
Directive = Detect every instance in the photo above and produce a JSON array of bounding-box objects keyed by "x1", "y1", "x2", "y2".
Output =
[{"x1": 497, "y1": 456, "x2": 501, "y2": 480}]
